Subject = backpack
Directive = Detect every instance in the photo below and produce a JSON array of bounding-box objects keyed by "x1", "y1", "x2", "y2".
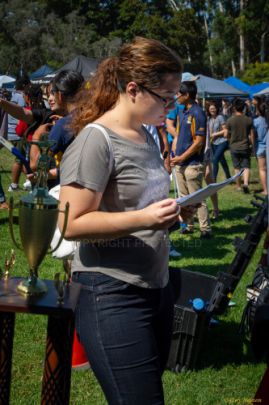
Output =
[{"x1": 240, "y1": 264, "x2": 269, "y2": 335}]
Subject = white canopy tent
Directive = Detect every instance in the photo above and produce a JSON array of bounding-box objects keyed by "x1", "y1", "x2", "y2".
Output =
[{"x1": 0, "y1": 75, "x2": 15, "y2": 88}]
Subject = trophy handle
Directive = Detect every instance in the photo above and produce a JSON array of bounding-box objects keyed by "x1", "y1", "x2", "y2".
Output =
[
  {"x1": 8, "y1": 197, "x2": 22, "y2": 250},
  {"x1": 50, "y1": 202, "x2": 70, "y2": 253}
]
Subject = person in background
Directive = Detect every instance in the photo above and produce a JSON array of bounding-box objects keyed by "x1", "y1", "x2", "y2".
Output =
[
  {"x1": 245, "y1": 98, "x2": 255, "y2": 118},
  {"x1": 0, "y1": 80, "x2": 57, "y2": 186},
  {"x1": 7, "y1": 76, "x2": 30, "y2": 141},
  {"x1": 0, "y1": 104, "x2": 8, "y2": 209},
  {"x1": 203, "y1": 115, "x2": 219, "y2": 220},
  {"x1": 58, "y1": 37, "x2": 193, "y2": 404},
  {"x1": 166, "y1": 72, "x2": 201, "y2": 230},
  {"x1": 30, "y1": 70, "x2": 84, "y2": 188},
  {"x1": 0, "y1": 78, "x2": 65, "y2": 133},
  {"x1": 8, "y1": 84, "x2": 44, "y2": 192},
  {"x1": 208, "y1": 102, "x2": 231, "y2": 182},
  {"x1": 221, "y1": 98, "x2": 232, "y2": 120},
  {"x1": 171, "y1": 80, "x2": 212, "y2": 238},
  {"x1": 0, "y1": 175, "x2": 8, "y2": 209},
  {"x1": 252, "y1": 95, "x2": 266, "y2": 118},
  {"x1": 166, "y1": 73, "x2": 199, "y2": 150},
  {"x1": 253, "y1": 102, "x2": 268, "y2": 195},
  {"x1": 225, "y1": 98, "x2": 254, "y2": 193}
]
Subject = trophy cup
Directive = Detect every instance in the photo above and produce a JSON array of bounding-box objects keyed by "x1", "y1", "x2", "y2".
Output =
[{"x1": 9, "y1": 137, "x2": 69, "y2": 295}]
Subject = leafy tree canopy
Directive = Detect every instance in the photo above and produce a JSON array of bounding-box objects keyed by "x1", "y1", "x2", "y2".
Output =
[{"x1": 0, "y1": 0, "x2": 267, "y2": 83}]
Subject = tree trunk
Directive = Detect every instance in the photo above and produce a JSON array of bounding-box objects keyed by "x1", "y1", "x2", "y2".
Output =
[
  {"x1": 239, "y1": 0, "x2": 245, "y2": 71},
  {"x1": 231, "y1": 59, "x2": 236, "y2": 76},
  {"x1": 260, "y1": 31, "x2": 268, "y2": 64},
  {"x1": 203, "y1": 14, "x2": 214, "y2": 75}
]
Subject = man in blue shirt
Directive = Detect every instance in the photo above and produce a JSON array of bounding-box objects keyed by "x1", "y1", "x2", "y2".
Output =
[
  {"x1": 166, "y1": 72, "x2": 198, "y2": 148},
  {"x1": 166, "y1": 99, "x2": 183, "y2": 148},
  {"x1": 171, "y1": 81, "x2": 211, "y2": 238}
]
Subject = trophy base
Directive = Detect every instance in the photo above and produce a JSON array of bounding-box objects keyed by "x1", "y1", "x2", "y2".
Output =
[{"x1": 17, "y1": 278, "x2": 48, "y2": 296}]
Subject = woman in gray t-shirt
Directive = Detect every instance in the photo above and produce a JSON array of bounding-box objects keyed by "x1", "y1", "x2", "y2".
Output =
[
  {"x1": 58, "y1": 37, "x2": 191, "y2": 404},
  {"x1": 208, "y1": 102, "x2": 231, "y2": 181}
]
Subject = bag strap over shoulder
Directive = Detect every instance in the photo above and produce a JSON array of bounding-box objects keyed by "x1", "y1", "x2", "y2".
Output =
[{"x1": 84, "y1": 123, "x2": 114, "y2": 174}]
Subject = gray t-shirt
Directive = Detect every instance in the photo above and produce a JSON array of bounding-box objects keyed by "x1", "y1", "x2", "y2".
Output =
[
  {"x1": 60, "y1": 125, "x2": 171, "y2": 288},
  {"x1": 208, "y1": 115, "x2": 227, "y2": 146}
]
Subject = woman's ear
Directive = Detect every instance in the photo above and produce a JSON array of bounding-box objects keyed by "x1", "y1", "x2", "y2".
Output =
[
  {"x1": 126, "y1": 82, "x2": 138, "y2": 100},
  {"x1": 56, "y1": 91, "x2": 63, "y2": 104}
]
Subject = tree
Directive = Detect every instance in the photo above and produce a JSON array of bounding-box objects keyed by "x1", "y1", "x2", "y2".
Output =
[
  {"x1": 209, "y1": 10, "x2": 239, "y2": 77},
  {"x1": 240, "y1": 62, "x2": 269, "y2": 85},
  {"x1": 0, "y1": 0, "x2": 97, "y2": 74},
  {"x1": 0, "y1": 0, "x2": 47, "y2": 73}
]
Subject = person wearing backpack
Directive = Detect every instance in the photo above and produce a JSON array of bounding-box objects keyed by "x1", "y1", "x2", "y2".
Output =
[{"x1": 58, "y1": 37, "x2": 194, "y2": 404}]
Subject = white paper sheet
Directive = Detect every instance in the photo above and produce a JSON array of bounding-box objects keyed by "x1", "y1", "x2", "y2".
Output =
[{"x1": 176, "y1": 169, "x2": 244, "y2": 207}]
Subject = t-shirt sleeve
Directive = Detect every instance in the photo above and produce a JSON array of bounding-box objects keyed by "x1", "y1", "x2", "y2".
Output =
[
  {"x1": 194, "y1": 109, "x2": 206, "y2": 136},
  {"x1": 48, "y1": 118, "x2": 72, "y2": 154},
  {"x1": 218, "y1": 115, "x2": 225, "y2": 127},
  {"x1": 11, "y1": 93, "x2": 25, "y2": 107},
  {"x1": 60, "y1": 126, "x2": 112, "y2": 193},
  {"x1": 166, "y1": 107, "x2": 177, "y2": 120},
  {"x1": 15, "y1": 120, "x2": 28, "y2": 137}
]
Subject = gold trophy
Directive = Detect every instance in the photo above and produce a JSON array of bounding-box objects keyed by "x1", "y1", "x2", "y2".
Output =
[{"x1": 9, "y1": 137, "x2": 69, "y2": 295}]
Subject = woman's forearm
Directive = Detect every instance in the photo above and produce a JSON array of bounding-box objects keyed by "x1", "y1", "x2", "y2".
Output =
[
  {"x1": 211, "y1": 129, "x2": 225, "y2": 138},
  {"x1": 0, "y1": 98, "x2": 33, "y2": 124},
  {"x1": 60, "y1": 209, "x2": 147, "y2": 241}
]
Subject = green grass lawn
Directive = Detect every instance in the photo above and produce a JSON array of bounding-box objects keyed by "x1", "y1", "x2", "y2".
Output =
[{"x1": 0, "y1": 148, "x2": 267, "y2": 404}]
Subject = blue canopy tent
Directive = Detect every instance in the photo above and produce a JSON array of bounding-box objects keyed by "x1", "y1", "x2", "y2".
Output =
[
  {"x1": 249, "y1": 83, "x2": 269, "y2": 96},
  {"x1": 224, "y1": 76, "x2": 269, "y2": 97},
  {"x1": 30, "y1": 64, "x2": 54, "y2": 82},
  {"x1": 254, "y1": 86, "x2": 269, "y2": 96},
  {"x1": 224, "y1": 76, "x2": 251, "y2": 93}
]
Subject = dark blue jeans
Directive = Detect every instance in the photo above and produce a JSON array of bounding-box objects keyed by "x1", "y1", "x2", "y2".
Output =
[
  {"x1": 211, "y1": 141, "x2": 231, "y2": 181},
  {"x1": 72, "y1": 272, "x2": 174, "y2": 405},
  {"x1": 0, "y1": 175, "x2": 6, "y2": 203}
]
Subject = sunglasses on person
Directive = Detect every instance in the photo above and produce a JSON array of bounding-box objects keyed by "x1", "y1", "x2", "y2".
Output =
[{"x1": 139, "y1": 85, "x2": 181, "y2": 109}]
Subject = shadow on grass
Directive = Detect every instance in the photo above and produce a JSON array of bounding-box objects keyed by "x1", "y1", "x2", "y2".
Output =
[
  {"x1": 178, "y1": 263, "x2": 230, "y2": 277},
  {"x1": 197, "y1": 319, "x2": 257, "y2": 370},
  {"x1": 0, "y1": 215, "x2": 18, "y2": 225},
  {"x1": 216, "y1": 205, "x2": 256, "y2": 222}
]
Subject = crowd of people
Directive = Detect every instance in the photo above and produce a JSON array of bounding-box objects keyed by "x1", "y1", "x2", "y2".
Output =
[{"x1": 0, "y1": 36, "x2": 269, "y2": 404}]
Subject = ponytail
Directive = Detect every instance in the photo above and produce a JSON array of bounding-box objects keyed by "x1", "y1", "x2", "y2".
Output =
[{"x1": 71, "y1": 58, "x2": 119, "y2": 134}]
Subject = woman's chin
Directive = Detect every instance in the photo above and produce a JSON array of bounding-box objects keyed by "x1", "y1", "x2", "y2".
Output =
[{"x1": 145, "y1": 117, "x2": 164, "y2": 126}]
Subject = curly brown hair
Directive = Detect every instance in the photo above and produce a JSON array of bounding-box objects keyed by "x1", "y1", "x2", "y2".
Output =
[{"x1": 71, "y1": 37, "x2": 183, "y2": 134}]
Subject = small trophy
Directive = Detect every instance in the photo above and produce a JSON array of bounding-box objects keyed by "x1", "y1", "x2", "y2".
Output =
[
  {"x1": 9, "y1": 137, "x2": 69, "y2": 296},
  {"x1": 54, "y1": 272, "x2": 66, "y2": 305},
  {"x1": 0, "y1": 250, "x2": 16, "y2": 281}
]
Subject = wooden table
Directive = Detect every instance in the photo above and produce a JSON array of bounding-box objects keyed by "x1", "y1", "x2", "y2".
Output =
[{"x1": 0, "y1": 277, "x2": 81, "y2": 405}]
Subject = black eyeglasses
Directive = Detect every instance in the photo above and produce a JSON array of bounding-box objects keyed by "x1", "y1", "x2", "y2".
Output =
[
  {"x1": 49, "y1": 88, "x2": 58, "y2": 96},
  {"x1": 140, "y1": 85, "x2": 179, "y2": 108}
]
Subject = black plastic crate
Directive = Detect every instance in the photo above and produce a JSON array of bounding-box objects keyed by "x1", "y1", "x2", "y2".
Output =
[{"x1": 167, "y1": 267, "x2": 224, "y2": 372}]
